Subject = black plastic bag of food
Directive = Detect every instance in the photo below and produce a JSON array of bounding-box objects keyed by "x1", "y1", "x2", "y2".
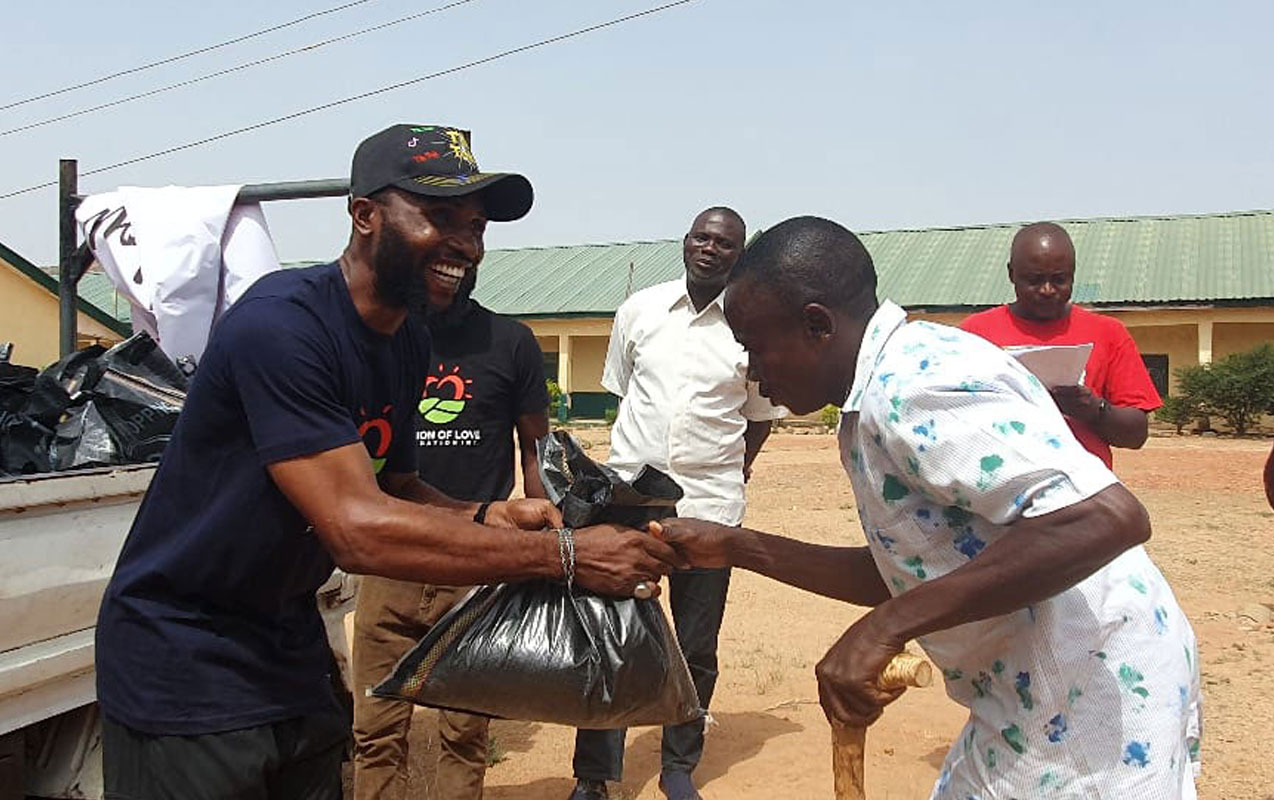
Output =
[
  {"x1": 537, "y1": 429, "x2": 685, "y2": 529},
  {"x1": 50, "y1": 400, "x2": 120, "y2": 471},
  {"x1": 0, "y1": 335, "x2": 187, "y2": 475},
  {"x1": 0, "y1": 356, "x2": 60, "y2": 477},
  {"x1": 373, "y1": 431, "x2": 699, "y2": 728},
  {"x1": 82, "y1": 334, "x2": 187, "y2": 464},
  {"x1": 0, "y1": 362, "x2": 37, "y2": 415},
  {"x1": 0, "y1": 413, "x2": 54, "y2": 476}
]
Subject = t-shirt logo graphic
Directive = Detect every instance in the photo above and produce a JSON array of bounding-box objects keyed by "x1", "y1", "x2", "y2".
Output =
[
  {"x1": 419, "y1": 364, "x2": 474, "y2": 424},
  {"x1": 357, "y1": 404, "x2": 394, "y2": 473}
]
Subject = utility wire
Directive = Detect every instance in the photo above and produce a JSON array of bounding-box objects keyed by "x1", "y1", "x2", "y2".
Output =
[
  {"x1": 0, "y1": 1, "x2": 695, "y2": 201},
  {"x1": 1, "y1": 0, "x2": 475, "y2": 137},
  {"x1": 0, "y1": 0, "x2": 383, "y2": 112}
]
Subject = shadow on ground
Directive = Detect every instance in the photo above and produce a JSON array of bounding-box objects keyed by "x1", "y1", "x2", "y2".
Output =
[{"x1": 612, "y1": 710, "x2": 805, "y2": 797}]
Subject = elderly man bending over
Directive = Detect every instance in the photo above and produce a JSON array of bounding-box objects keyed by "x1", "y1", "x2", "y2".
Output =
[{"x1": 661, "y1": 217, "x2": 1202, "y2": 799}]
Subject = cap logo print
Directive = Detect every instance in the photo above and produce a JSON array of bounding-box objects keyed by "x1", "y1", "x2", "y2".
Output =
[{"x1": 445, "y1": 129, "x2": 478, "y2": 171}]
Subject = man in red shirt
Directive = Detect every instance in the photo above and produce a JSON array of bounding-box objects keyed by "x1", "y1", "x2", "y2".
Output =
[{"x1": 961, "y1": 222, "x2": 1161, "y2": 468}]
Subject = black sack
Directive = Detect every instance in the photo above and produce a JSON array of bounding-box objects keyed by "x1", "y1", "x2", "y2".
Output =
[
  {"x1": 0, "y1": 362, "x2": 37, "y2": 414},
  {"x1": 372, "y1": 431, "x2": 700, "y2": 728},
  {"x1": 0, "y1": 413, "x2": 54, "y2": 476},
  {"x1": 85, "y1": 334, "x2": 187, "y2": 464},
  {"x1": 0, "y1": 350, "x2": 96, "y2": 477},
  {"x1": 20, "y1": 346, "x2": 103, "y2": 430},
  {"x1": 537, "y1": 429, "x2": 685, "y2": 529},
  {"x1": 50, "y1": 400, "x2": 120, "y2": 471}
]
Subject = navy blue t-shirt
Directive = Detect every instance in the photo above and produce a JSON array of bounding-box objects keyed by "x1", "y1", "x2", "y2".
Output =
[{"x1": 95, "y1": 262, "x2": 428, "y2": 735}]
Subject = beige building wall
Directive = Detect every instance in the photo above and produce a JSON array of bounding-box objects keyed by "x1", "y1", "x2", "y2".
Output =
[
  {"x1": 521, "y1": 318, "x2": 613, "y2": 395},
  {"x1": 535, "y1": 335, "x2": 558, "y2": 358},
  {"x1": 1214, "y1": 322, "x2": 1274, "y2": 360},
  {"x1": 515, "y1": 305, "x2": 1273, "y2": 421},
  {"x1": 1125, "y1": 325, "x2": 1197, "y2": 393},
  {"x1": 0, "y1": 261, "x2": 122, "y2": 369},
  {"x1": 569, "y1": 336, "x2": 609, "y2": 392}
]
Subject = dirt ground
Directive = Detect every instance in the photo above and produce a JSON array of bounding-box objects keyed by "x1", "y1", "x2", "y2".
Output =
[{"x1": 384, "y1": 431, "x2": 1274, "y2": 800}]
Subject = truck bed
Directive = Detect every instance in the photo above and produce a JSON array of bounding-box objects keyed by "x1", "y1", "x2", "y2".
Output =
[{"x1": 0, "y1": 465, "x2": 155, "y2": 738}]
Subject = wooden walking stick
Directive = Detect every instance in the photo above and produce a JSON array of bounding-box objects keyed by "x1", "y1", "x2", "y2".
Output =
[{"x1": 831, "y1": 651, "x2": 933, "y2": 800}]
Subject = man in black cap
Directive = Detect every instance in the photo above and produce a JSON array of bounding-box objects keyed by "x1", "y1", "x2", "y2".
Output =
[{"x1": 93, "y1": 124, "x2": 684, "y2": 800}]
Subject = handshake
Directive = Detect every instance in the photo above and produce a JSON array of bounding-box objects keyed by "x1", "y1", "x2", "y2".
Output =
[{"x1": 492, "y1": 498, "x2": 735, "y2": 599}]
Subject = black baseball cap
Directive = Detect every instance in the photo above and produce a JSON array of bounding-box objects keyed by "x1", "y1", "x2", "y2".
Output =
[{"x1": 350, "y1": 124, "x2": 533, "y2": 222}]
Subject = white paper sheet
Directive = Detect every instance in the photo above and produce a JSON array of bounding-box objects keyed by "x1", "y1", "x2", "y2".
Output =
[
  {"x1": 1005, "y1": 343, "x2": 1093, "y2": 388},
  {"x1": 77, "y1": 186, "x2": 281, "y2": 367}
]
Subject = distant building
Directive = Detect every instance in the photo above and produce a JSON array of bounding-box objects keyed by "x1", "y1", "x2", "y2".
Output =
[
  {"x1": 471, "y1": 210, "x2": 1274, "y2": 419},
  {"x1": 0, "y1": 241, "x2": 127, "y2": 368},
  {"x1": 6, "y1": 210, "x2": 1272, "y2": 418}
]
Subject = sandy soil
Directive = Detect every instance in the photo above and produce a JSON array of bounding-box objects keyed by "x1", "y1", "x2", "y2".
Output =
[{"x1": 383, "y1": 432, "x2": 1274, "y2": 800}]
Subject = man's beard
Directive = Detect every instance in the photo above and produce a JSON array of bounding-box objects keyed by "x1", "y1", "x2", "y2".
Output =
[
  {"x1": 371, "y1": 224, "x2": 429, "y2": 310},
  {"x1": 423, "y1": 267, "x2": 477, "y2": 332}
]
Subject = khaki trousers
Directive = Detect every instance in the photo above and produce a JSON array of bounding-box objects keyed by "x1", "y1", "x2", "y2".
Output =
[{"x1": 351, "y1": 577, "x2": 489, "y2": 800}]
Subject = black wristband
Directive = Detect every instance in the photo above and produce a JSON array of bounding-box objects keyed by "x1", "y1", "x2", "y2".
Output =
[{"x1": 473, "y1": 502, "x2": 491, "y2": 524}]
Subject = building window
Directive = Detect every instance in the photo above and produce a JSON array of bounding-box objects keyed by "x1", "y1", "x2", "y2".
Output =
[
  {"x1": 542, "y1": 352, "x2": 559, "y2": 383},
  {"x1": 1142, "y1": 354, "x2": 1169, "y2": 397}
]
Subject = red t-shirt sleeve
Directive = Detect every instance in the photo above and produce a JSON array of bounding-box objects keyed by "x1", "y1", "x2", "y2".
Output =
[
  {"x1": 958, "y1": 307, "x2": 1002, "y2": 340},
  {"x1": 1099, "y1": 321, "x2": 1162, "y2": 412}
]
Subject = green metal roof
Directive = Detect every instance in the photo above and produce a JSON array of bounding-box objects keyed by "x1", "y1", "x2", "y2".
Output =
[
  {"x1": 74, "y1": 272, "x2": 133, "y2": 325},
  {"x1": 472, "y1": 209, "x2": 1274, "y2": 317},
  {"x1": 473, "y1": 239, "x2": 685, "y2": 317},
  {"x1": 11, "y1": 209, "x2": 1272, "y2": 329}
]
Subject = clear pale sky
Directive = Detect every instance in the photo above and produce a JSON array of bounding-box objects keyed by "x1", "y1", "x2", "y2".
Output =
[{"x1": 3, "y1": 0, "x2": 1271, "y2": 266}]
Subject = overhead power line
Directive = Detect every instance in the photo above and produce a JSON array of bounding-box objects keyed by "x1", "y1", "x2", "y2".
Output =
[
  {"x1": 0, "y1": 1, "x2": 696, "y2": 201},
  {"x1": 0, "y1": 0, "x2": 383, "y2": 112},
  {"x1": 1, "y1": 0, "x2": 475, "y2": 138}
]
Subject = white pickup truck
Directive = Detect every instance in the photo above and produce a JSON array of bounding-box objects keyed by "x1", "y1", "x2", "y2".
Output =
[{"x1": 0, "y1": 465, "x2": 358, "y2": 800}]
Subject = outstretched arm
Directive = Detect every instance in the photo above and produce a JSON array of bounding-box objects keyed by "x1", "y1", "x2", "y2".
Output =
[
  {"x1": 269, "y1": 442, "x2": 685, "y2": 595},
  {"x1": 816, "y1": 482, "x2": 1150, "y2": 727},
  {"x1": 654, "y1": 519, "x2": 892, "y2": 608}
]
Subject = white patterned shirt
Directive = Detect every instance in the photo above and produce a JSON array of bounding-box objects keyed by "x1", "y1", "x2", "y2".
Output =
[
  {"x1": 603, "y1": 279, "x2": 786, "y2": 525},
  {"x1": 839, "y1": 301, "x2": 1201, "y2": 800}
]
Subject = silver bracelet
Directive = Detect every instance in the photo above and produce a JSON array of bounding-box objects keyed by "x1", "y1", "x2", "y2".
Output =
[{"x1": 556, "y1": 527, "x2": 576, "y2": 591}]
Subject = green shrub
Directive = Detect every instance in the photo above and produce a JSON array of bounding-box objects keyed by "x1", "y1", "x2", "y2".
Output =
[
  {"x1": 546, "y1": 379, "x2": 562, "y2": 416},
  {"x1": 819, "y1": 404, "x2": 841, "y2": 429},
  {"x1": 1154, "y1": 395, "x2": 1197, "y2": 435},
  {"x1": 604, "y1": 407, "x2": 618, "y2": 426},
  {"x1": 1174, "y1": 343, "x2": 1274, "y2": 435}
]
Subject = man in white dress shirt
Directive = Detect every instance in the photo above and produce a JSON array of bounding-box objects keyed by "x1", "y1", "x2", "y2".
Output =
[{"x1": 568, "y1": 208, "x2": 787, "y2": 800}]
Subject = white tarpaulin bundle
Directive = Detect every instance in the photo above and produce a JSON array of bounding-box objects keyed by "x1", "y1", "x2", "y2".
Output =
[{"x1": 75, "y1": 186, "x2": 281, "y2": 367}]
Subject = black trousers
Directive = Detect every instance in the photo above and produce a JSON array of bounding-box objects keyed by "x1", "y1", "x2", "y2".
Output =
[
  {"x1": 573, "y1": 566, "x2": 732, "y2": 781},
  {"x1": 102, "y1": 712, "x2": 346, "y2": 800}
]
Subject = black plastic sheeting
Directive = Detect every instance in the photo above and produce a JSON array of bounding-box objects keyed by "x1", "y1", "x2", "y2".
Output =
[
  {"x1": 373, "y1": 431, "x2": 701, "y2": 728},
  {"x1": 0, "y1": 333, "x2": 187, "y2": 477}
]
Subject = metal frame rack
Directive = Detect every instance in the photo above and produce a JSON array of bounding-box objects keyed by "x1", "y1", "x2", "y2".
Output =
[{"x1": 56, "y1": 158, "x2": 349, "y2": 357}]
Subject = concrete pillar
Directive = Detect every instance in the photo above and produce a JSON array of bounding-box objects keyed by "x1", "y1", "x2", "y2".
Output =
[
  {"x1": 557, "y1": 334, "x2": 572, "y2": 421},
  {"x1": 1197, "y1": 320, "x2": 1213, "y2": 365}
]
